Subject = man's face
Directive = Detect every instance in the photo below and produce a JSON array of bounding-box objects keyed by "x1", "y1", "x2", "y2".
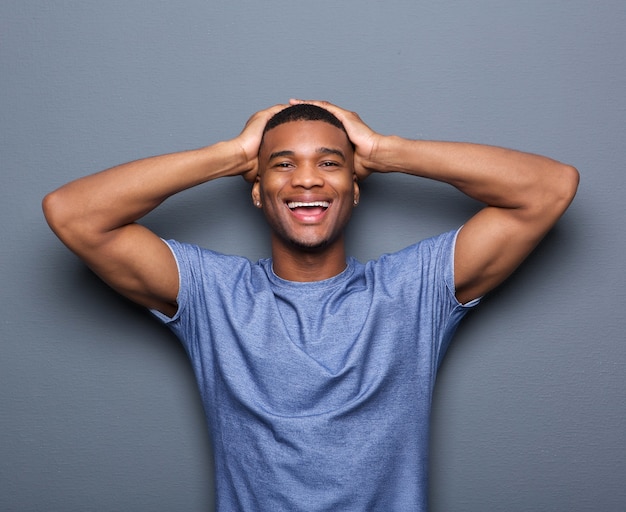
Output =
[{"x1": 252, "y1": 120, "x2": 359, "y2": 253}]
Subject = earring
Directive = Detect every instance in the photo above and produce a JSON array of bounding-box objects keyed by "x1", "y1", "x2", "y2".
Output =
[
  {"x1": 255, "y1": 201, "x2": 261, "y2": 207},
  {"x1": 353, "y1": 199, "x2": 359, "y2": 206}
]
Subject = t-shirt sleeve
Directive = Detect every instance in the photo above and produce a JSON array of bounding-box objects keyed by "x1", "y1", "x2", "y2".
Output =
[
  {"x1": 148, "y1": 239, "x2": 252, "y2": 358},
  {"x1": 442, "y1": 227, "x2": 481, "y2": 309},
  {"x1": 376, "y1": 228, "x2": 480, "y2": 368},
  {"x1": 149, "y1": 239, "x2": 192, "y2": 326},
  {"x1": 429, "y1": 227, "x2": 481, "y2": 364}
]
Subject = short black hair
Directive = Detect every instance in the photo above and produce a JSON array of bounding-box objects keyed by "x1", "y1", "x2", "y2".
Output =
[
  {"x1": 260, "y1": 104, "x2": 352, "y2": 152},
  {"x1": 263, "y1": 103, "x2": 348, "y2": 136}
]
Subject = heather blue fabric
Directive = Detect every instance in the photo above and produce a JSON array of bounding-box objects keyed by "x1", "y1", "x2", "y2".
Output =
[{"x1": 151, "y1": 228, "x2": 478, "y2": 511}]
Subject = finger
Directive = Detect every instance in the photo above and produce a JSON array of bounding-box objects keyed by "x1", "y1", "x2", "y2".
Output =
[
  {"x1": 243, "y1": 103, "x2": 289, "y2": 133},
  {"x1": 257, "y1": 103, "x2": 290, "y2": 120},
  {"x1": 267, "y1": 103, "x2": 290, "y2": 114},
  {"x1": 241, "y1": 169, "x2": 258, "y2": 184},
  {"x1": 289, "y1": 98, "x2": 336, "y2": 109}
]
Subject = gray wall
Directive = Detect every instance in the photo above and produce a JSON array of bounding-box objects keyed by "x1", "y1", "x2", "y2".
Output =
[{"x1": 2, "y1": 1, "x2": 625, "y2": 510}]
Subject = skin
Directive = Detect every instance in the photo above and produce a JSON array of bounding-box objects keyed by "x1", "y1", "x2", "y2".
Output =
[
  {"x1": 252, "y1": 120, "x2": 359, "y2": 281},
  {"x1": 42, "y1": 99, "x2": 579, "y2": 318},
  {"x1": 42, "y1": 102, "x2": 289, "y2": 318},
  {"x1": 289, "y1": 100, "x2": 579, "y2": 304}
]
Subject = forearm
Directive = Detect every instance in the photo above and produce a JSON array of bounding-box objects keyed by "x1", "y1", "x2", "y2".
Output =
[
  {"x1": 43, "y1": 139, "x2": 249, "y2": 240},
  {"x1": 369, "y1": 136, "x2": 577, "y2": 211}
]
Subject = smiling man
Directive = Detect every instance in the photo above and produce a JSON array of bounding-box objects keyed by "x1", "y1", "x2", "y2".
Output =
[
  {"x1": 43, "y1": 100, "x2": 578, "y2": 510},
  {"x1": 253, "y1": 106, "x2": 360, "y2": 281}
]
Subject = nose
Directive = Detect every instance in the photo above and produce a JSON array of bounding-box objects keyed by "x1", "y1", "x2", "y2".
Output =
[{"x1": 291, "y1": 162, "x2": 324, "y2": 188}]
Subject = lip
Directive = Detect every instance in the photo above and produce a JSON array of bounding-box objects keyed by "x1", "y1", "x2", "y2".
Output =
[
  {"x1": 286, "y1": 200, "x2": 331, "y2": 209},
  {"x1": 285, "y1": 197, "x2": 332, "y2": 223}
]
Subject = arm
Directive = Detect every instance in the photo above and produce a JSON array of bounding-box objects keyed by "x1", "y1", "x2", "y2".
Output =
[
  {"x1": 42, "y1": 104, "x2": 287, "y2": 317},
  {"x1": 371, "y1": 138, "x2": 579, "y2": 303},
  {"x1": 292, "y1": 100, "x2": 579, "y2": 304}
]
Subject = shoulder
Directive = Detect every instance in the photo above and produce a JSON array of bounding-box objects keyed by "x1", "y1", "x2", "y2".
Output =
[
  {"x1": 153, "y1": 241, "x2": 271, "y2": 323},
  {"x1": 371, "y1": 229, "x2": 459, "y2": 270},
  {"x1": 363, "y1": 228, "x2": 471, "y2": 305},
  {"x1": 162, "y1": 239, "x2": 268, "y2": 288},
  {"x1": 164, "y1": 239, "x2": 252, "y2": 267}
]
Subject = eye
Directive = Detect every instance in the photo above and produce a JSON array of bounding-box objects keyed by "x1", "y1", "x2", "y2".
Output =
[{"x1": 320, "y1": 160, "x2": 340, "y2": 168}]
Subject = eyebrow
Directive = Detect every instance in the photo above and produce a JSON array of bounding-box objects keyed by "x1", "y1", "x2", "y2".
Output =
[
  {"x1": 268, "y1": 150, "x2": 295, "y2": 160},
  {"x1": 316, "y1": 147, "x2": 346, "y2": 160},
  {"x1": 268, "y1": 147, "x2": 346, "y2": 161}
]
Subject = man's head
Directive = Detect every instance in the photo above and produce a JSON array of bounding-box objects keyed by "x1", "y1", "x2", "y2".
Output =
[
  {"x1": 259, "y1": 104, "x2": 352, "y2": 153},
  {"x1": 252, "y1": 104, "x2": 359, "y2": 259}
]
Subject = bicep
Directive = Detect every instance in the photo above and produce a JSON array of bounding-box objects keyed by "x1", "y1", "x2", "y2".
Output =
[
  {"x1": 79, "y1": 224, "x2": 179, "y2": 317},
  {"x1": 453, "y1": 206, "x2": 550, "y2": 304}
]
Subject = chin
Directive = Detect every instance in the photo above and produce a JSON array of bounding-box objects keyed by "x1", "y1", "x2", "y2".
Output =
[
  {"x1": 270, "y1": 222, "x2": 346, "y2": 254},
  {"x1": 287, "y1": 237, "x2": 332, "y2": 252},
  {"x1": 277, "y1": 230, "x2": 344, "y2": 253}
]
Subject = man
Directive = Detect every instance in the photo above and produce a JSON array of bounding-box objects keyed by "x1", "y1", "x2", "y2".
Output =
[{"x1": 43, "y1": 100, "x2": 578, "y2": 510}]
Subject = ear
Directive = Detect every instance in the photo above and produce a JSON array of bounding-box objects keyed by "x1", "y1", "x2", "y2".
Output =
[
  {"x1": 353, "y1": 177, "x2": 360, "y2": 206},
  {"x1": 251, "y1": 176, "x2": 262, "y2": 208}
]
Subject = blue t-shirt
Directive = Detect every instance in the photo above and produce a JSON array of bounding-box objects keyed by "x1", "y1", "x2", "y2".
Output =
[{"x1": 151, "y1": 228, "x2": 478, "y2": 511}]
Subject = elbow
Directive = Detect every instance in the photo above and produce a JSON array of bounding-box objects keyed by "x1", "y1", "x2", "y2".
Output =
[
  {"x1": 43, "y1": 187, "x2": 116, "y2": 253},
  {"x1": 42, "y1": 188, "x2": 81, "y2": 244},
  {"x1": 42, "y1": 189, "x2": 64, "y2": 234},
  {"x1": 558, "y1": 163, "x2": 580, "y2": 210},
  {"x1": 522, "y1": 163, "x2": 579, "y2": 227},
  {"x1": 536, "y1": 163, "x2": 579, "y2": 224}
]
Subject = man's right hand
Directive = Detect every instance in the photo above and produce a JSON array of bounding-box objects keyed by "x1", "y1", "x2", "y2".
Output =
[{"x1": 234, "y1": 103, "x2": 289, "y2": 183}]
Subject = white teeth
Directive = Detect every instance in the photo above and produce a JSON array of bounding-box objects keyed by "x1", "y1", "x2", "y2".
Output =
[{"x1": 287, "y1": 201, "x2": 330, "y2": 209}]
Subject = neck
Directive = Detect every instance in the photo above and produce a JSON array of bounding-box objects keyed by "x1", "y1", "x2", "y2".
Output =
[{"x1": 270, "y1": 237, "x2": 348, "y2": 282}]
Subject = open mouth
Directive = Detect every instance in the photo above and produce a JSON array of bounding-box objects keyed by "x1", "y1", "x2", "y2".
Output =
[
  {"x1": 287, "y1": 201, "x2": 330, "y2": 216},
  {"x1": 287, "y1": 201, "x2": 330, "y2": 209}
]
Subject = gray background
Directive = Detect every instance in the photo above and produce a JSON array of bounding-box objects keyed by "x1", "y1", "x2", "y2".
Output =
[{"x1": 2, "y1": 1, "x2": 625, "y2": 510}]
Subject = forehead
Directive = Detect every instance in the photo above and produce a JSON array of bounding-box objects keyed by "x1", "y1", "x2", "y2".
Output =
[{"x1": 260, "y1": 120, "x2": 352, "y2": 155}]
